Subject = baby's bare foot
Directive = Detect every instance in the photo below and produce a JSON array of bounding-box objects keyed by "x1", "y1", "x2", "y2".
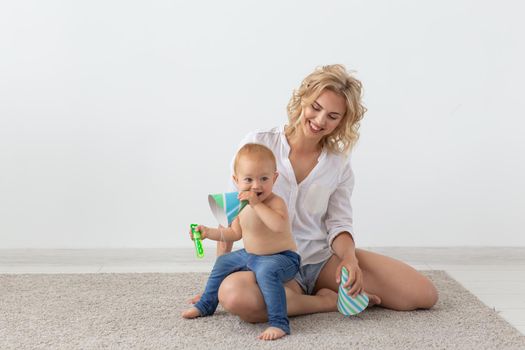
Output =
[
  {"x1": 181, "y1": 307, "x2": 201, "y2": 319},
  {"x1": 258, "y1": 326, "x2": 286, "y2": 341},
  {"x1": 315, "y1": 288, "x2": 338, "y2": 312}
]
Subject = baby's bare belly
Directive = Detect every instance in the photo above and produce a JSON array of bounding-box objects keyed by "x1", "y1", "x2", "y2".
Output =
[{"x1": 243, "y1": 231, "x2": 297, "y2": 255}]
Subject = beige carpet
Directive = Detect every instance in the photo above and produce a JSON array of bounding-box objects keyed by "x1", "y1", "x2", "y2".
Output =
[{"x1": 1, "y1": 271, "x2": 524, "y2": 349}]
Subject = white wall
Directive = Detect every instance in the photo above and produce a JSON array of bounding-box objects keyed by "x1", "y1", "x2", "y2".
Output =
[{"x1": 1, "y1": 0, "x2": 524, "y2": 249}]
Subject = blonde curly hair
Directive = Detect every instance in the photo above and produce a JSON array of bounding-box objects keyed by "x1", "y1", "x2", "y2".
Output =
[{"x1": 286, "y1": 64, "x2": 367, "y2": 154}]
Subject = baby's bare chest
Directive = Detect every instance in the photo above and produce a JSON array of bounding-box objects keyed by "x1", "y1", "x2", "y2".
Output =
[{"x1": 238, "y1": 206, "x2": 271, "y2": 236}]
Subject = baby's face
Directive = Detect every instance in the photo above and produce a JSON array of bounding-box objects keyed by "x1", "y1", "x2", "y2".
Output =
[{"x1": 234, "y1": 156, "x2": 277, "y2": 202}]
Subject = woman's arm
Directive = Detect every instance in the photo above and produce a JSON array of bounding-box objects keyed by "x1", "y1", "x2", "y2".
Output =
[
  {"x1": 325, "y1": 159, "x2": 355, "y2": 253},
  {"x1": 331, "y1": 231, "x2": 357, "y2": 261},
  {"x1": 324, "y1": 159, "x2": 363, "y2": 297}
]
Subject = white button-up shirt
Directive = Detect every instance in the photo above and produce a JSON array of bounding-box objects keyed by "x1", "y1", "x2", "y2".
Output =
[{"x1": 228, "y1": 125, "x2": 355, "y2": 266}]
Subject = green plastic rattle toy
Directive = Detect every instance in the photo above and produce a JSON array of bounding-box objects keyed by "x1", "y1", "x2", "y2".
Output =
[{"x1": 190, "y1": 224, "x2": 205, "y2": 259}]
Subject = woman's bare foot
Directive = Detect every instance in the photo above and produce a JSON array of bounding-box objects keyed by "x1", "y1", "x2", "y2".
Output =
[
  {"x1": 187, "y1": 293, "x2": 201, "y2": 304},
  {"x1": 181, "y1": 307, "x2": 201, "y2": 319},
  {"x1": 316, "y1": 288, "x2": 381, "y2": 310},
  {"x1": 258, "y1": 326, "x2": 286, "y2": 340},
  {"x1": 315, "y1": 288, "x2": 338, "y2": 312},
  {"x1": 365, "y1": 293, "x2": 381, "y2": 307}
]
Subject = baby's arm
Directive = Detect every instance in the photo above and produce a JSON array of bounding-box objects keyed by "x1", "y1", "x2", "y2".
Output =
[
  {"x1": 195, "y1": 219, "x2": 242, "y2": 242},
  {"x1": 252, "y1": 197, "x2": 289, "y2": 233}
]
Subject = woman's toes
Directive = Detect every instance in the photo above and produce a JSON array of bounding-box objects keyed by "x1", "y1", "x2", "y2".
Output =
[{"x1": 366, "y1": 293, "x2": 381, "y2": 307}]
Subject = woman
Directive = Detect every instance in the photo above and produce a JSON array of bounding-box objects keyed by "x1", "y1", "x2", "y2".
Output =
[{"x1": 193, "y1": 64, "x2": 438, "y2": 322}]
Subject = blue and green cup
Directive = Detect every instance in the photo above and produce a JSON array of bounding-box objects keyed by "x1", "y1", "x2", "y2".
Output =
[
  {"x1": 208, "y1": 191, "x2": 248, "y2": 227},
  {"x1": 337, "y1": 266, "x2": 369, "y2": 316}
]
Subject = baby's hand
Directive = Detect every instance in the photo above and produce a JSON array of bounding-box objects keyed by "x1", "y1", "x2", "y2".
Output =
[
  {"x1": 238, "y1": 191, "x2": 261, "y2": 207},
  {"x1": 188, "y1": 225, "x2": 209, "y2": 240}
]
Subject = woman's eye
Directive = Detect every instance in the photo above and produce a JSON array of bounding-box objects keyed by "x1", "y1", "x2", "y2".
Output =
[
  {"x1": 329, "y1": 115, "x2": 338, "y2": 120},
  {"x1": 312, "y1": 104, "x2": 321, "y2": 111}
]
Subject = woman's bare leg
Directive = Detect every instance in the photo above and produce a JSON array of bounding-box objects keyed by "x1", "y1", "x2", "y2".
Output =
[
  {"x1": 218, "y1": 271, "x2": 338, "y2": 323},
  {"x1": 213, "y1": 248, "x2": 436, "y2": 321},
  {"x1": 315, "y1": 249, "x2": 438, "y2": 311}
]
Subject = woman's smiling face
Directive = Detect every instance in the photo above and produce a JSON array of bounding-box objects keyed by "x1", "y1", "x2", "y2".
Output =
[{"x1": 301, "y1": 89, "x2": 346, "y2": 141}]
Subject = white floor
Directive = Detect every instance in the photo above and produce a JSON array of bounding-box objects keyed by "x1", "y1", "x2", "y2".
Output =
[{"x1": 1, "y1": 247, "x2": 524, "y2": 336}]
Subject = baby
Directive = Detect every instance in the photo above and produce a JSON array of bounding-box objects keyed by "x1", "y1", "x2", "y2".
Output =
[{"x1": 182, "y1": 143, "x2": 300, "y2": 341}]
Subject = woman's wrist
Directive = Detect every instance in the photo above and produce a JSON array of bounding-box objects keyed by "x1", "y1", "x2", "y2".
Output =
[{"x1": 343, "y1": 252, "x2": 358, "y2": 264}]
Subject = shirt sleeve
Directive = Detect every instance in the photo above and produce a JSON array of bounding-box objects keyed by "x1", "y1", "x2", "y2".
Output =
[
  {"x1": 227, "y1": 131, "x2": 259, "y2": 192},
  {"x1": 325, "y1": 157, "x2": 355, "y2": 252}
]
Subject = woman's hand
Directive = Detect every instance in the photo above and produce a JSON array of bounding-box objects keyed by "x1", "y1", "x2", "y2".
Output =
[
  {"x1": 237, "y1": 191, "x2": 261, "y2": 207},
  {"x1": 335, "y1": 255, "x2": 364, "y2": 298},
  {"x1": 188, "y1": 225, "x2": 209, "y2": 240}
]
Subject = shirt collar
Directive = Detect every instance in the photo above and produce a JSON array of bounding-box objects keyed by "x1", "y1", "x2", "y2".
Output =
[{"x1": 281, "y1": 124, "x2": 327, "y2": 162}]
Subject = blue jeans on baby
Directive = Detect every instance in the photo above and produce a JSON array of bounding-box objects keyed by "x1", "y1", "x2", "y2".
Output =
[{"x1": 194, "y1": 248, "x2": 301, "y2": 334}]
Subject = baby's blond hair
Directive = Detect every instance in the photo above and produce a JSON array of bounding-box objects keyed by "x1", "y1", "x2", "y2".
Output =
[{"x1": 233, "y1": 143, "x2": 277, "y2": 174}]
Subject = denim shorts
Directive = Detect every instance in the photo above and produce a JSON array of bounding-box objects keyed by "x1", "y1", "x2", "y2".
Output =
[{"x1": 293, "y1": 257, "x2": 330, "y2": 295}]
